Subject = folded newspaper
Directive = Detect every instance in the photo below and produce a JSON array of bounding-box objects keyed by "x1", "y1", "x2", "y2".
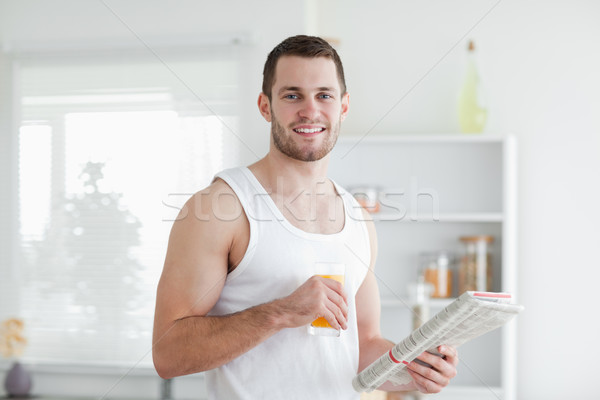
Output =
[{"x1": 353, "y1": 291, "x2": 524, "y2": 393}]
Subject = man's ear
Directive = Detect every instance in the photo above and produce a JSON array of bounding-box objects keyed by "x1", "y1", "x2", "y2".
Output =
[
  {"x1": 257, "y1": 93, "x2": 272, "y2": 122},
  {"x1": 340, "y1": 92, "x2": 350, "y2": 122}
]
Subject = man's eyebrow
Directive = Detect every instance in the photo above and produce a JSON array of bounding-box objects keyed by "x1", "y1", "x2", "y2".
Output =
[
  {"x1": 278, "y1": 86, "x2": 301, "y2": 95},
  {"x1": 277, "y1": 86, "x2": 337, "y2": 95}
]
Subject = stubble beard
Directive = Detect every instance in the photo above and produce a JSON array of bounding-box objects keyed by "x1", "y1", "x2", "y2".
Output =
[{"x1": 270, "y1": 110, "x2": 340, "y2": 162}]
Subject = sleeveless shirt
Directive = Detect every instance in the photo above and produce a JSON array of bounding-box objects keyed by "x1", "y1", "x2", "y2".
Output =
[{"x1": 205, "y1": 167, "x2": 370, "y2": 400}]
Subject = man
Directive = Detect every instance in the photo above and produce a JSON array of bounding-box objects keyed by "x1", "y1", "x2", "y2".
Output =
[{"x1": 153, "y1": 35, "x2": 458, "y2": 399}]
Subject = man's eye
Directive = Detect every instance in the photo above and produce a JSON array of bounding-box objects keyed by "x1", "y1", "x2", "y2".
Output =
[
  {"x1": 319, "y1": 94, "x2": 333, "y2": 99},
  {"x1": 285, "y1": 94, "x2": 299, "y2": 100}
]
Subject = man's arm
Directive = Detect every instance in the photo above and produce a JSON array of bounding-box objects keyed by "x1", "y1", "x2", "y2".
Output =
[
  {"x1": 152, "y1": 180, "x2": 349, "y2": 379},
  {"x1": 355, "y1": 209, "x2": 458, "y2": 394}
]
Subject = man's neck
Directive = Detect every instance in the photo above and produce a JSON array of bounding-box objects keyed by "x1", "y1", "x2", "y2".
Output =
[
  {"x1": 249, "y1": 151, "x2": 333, "y2": 197},
  {"x1": 247, "y1": 149, "x2": 344, "y2": 235}
]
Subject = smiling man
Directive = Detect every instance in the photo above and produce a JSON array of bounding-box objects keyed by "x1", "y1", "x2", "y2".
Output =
[
  {"x1": 153, "y1": 35, "x2": 458, "y2": 400},
  {"x1": 262, "y1": 54, "x2": 345, "y2": 162}
]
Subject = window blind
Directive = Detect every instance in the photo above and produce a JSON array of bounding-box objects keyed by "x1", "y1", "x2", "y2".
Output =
[{"x1": 14, "y1": 48, "x2": 241, "y2": 367}]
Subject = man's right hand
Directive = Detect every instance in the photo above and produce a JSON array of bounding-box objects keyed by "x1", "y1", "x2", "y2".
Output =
[{"x1": 274, "y1": 275, "x2": 349, "y2": 331}]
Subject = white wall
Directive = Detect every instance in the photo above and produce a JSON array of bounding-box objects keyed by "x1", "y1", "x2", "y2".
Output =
[
  {"x1": 483, "y1": 3, "x2": 600, "y2": 399},
  {"x1": 1, "y1": 1, "x2": 599, "y2": 399}
]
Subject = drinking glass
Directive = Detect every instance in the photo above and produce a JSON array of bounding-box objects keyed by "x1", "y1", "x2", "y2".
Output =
[{"x1": 308, "y1": 262, "x2": 346, "y2": 337}]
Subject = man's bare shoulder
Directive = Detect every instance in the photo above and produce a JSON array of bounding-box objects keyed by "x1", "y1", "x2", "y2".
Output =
[
  {"x1": 163, "y1": 178, "x2": 247, "y2": 272},
  {"x1": 159, "y1": 178, "x2": 248, "y2": 316},
  {"x1": 177, "y1": 178, "x2": 244, "y2": 226}
]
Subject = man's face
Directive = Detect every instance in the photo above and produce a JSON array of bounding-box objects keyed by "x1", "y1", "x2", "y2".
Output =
[{"x1": 260, "y1": 55, "x2": 349, "y2": 162}]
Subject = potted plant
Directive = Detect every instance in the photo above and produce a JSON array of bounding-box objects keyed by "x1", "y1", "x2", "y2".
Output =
[{"x1": 0, "y1": 318, "x2": 31, "y2": 397}]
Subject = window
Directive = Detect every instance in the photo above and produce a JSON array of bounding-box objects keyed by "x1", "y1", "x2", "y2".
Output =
[{"x1": 14, "y1": 49, "x2": 241, "y2": 366}]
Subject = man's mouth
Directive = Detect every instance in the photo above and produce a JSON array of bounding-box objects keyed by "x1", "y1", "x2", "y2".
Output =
[{"x1": 293, "y1": 127, "x2": 326, "y2": 134}]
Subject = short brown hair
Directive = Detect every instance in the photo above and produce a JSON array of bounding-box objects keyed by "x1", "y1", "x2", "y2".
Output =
[{"x1": 262, "y1": 35, "x2": 346, "y2": 100}]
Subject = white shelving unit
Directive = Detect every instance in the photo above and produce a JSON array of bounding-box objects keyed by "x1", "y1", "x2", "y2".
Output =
[{"x1": 329, "y1": 135, "x2": 517, "y2": 400}]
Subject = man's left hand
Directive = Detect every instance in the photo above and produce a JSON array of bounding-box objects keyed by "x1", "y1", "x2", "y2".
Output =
[{"x1": 406, "y1": 345, "x2": 459, "y2": 394}]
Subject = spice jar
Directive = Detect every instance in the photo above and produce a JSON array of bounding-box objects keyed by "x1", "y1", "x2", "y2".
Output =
[
  {"x1": 459, "y1": 235, "x2": 493, "y2": 294},
  {"x1": 421, "y1": 251, "x2": 453, "y2": 298}
]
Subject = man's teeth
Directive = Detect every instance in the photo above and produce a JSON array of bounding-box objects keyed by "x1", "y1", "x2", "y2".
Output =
[{"x1": 294, "y1": 128, "x2": 324, "y2": 133}]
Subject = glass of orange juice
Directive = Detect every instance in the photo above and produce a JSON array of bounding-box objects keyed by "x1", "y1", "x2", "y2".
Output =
[{"x1": 308, "y1": 262, "x2": 346, "y2": 337}]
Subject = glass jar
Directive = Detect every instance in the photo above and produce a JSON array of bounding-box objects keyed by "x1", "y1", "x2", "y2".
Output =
[
  {"x1": 408, "y1": 276, "x2": 433, "y2": 329},
  {"x1": 459, "y1": 235, "x2": 493, "y2": 294},
  {"x1": 349, "y1": 186, "x2": 381, "y2": 213},
  {"x1": 421, "y1": 251, "x2": 453, "y2": 298}
]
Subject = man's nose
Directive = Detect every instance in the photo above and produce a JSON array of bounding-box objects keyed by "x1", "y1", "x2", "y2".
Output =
[{"x1": 298, "y1": 98, "x2": 320, "y2": 120}]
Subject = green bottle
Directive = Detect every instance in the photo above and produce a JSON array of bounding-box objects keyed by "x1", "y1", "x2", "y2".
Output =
[{"x1": 458, "y1": 40, "x2": 487, "y2": 133}]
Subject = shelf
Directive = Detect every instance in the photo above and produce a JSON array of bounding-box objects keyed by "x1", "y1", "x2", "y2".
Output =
[
  {"x1": 337, "y1": 134, "x2": 507, "y2": 144},
  {"x1": 429, "y1": 385, "x2": 503, "y2": 400},
  {"x1": 15, "y1": 398, "x2": 153, "y2": 400},
  {"x1": 372, "y1": 212, "x2": 503, "y2": 223},
  {"x1": 329, "y1": 135, "x2": 517, "y2": 400}
]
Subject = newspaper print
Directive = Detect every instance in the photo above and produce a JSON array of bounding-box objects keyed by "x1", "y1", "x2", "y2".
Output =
[{"x1": 352, "y1": 291, "x2": 523, "y2": 393}]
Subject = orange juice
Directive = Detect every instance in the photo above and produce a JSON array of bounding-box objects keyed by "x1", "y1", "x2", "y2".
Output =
[{"x1": 311, "y1": 274, "x2": 345, "y2": 329}]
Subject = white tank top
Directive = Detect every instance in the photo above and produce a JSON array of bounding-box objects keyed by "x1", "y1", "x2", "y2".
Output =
[{"x1": 205, "y1": 167, "x2": 370, "y2": 400}]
